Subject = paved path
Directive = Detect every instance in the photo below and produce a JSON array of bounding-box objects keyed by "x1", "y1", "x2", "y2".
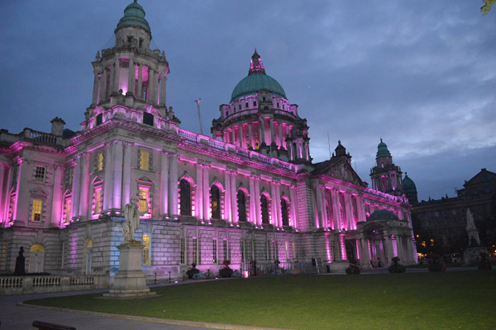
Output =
[{"x1": 0, "y1": 284, "x2": 283, "y2": 330}]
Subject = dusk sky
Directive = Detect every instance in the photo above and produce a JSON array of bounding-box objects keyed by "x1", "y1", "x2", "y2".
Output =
[{"x1": 1, "y1": 1, "x2": 495, "y2": 202}]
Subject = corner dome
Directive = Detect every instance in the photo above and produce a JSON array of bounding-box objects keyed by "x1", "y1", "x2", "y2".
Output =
[
  {"x1": 367, "y1": 210, "x2": 399, "y2": 221},
  {"x1": 116, "y1": 1, "x2": 150, "y2": 32},
  {"x1": 403, "y1": 173, "x2": 417, "y2": 194},
  {"x1": 376, "y1": 139, "x2": 391, "y2": 158},
  {"x1": 230, "y1": 50, "x2": 286, "y2": 102}
]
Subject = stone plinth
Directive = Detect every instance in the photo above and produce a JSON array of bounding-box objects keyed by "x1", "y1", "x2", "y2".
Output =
[
  {"x1": 463, "y1": 247, "x2": 487, "y2": 266},
  {"x1": 103, "y1": 240, "x2": 156, "y2": 298}
]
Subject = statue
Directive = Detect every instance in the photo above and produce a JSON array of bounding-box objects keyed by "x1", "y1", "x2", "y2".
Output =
[
  {"x1": 466, "y1": 208, "x2": 476, "y2": 230},
  {"x1": 95, "y1": 51, "x2": 100, "y2": 61},
  {"x1": 14, "y1": 247, "x2": 26, "y2": 275},
  {"x1": 122, "y1": 198, "x2": 147, "y2": 241}
]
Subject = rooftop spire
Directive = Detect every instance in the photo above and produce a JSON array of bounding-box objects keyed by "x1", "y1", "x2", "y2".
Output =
[{"x1": 248, "y1": 49, "x2": 266, "y2": 75}]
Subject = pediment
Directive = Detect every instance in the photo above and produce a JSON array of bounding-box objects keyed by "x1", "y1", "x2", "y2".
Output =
[
  {"x1": 92, "y1": 176, "x2": 103, "y2": 185},
  {"x1": 318, "y1": 158, "x2": 364, "y2": 186},
  {"x1": 137, "y1": 175, "x2": 153, "y2": 184},
  {"x1": 30, "y1": 187, "x2": 48, "y2": 197}
]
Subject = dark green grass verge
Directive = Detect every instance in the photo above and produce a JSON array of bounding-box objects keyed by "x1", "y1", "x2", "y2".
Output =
[{"x1": 26, "y1": 271, "x2": 496, "y2": 330}]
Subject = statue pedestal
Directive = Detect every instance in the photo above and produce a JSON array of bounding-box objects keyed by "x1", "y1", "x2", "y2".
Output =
[
  {"x1": 103, "y1": 241, "x2": 156, "y2": 298},
  {"x1": 463, "y1": 247, "x2": 487, "y2": 266}
]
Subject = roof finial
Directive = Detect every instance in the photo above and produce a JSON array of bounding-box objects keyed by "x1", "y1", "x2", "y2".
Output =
[
  {"x1": 380, "y1": 138, "x2": 383, "y2": 143},
  {"x1": 249, "y1": 49, "x2": 266, "y2": 75}
]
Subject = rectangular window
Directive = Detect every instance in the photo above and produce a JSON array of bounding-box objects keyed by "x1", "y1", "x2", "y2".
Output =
[
  {"x1": 285, "y1": 241, "x2": 289, "y2": 260},
  {"x1": 139, "y1": 151, "x2": 149, "y2": 170},
  {"x1": 34, "y1": 166, "x2": 46, "y2": 183},
  {"x1": 64, "y1": 199, "x2": 72, "y2": 223},
  {"x1": 143, "y1": 234, "x2": 151, "y2": 265},
  {"x1": 292, "y1": 242, "x2": 297, "y2": 260},
  {"x1": 32, "y1": 199, "x2": 43, "y2": 221},
  {"x1": 138, "y1": 188, "x2": 149, "y2": 213},
  {"x1": 273, "y1": 241, "x2": 278, "y2": 261},
  {"x1": 212, "y1": 239, "x2": 218, "y2": 264},
  {"x1": 94, "y1": 189, "x2": 102, "y2": 215},
  {"x1": 180, "y1": 237, "x2": 186, "y2": 265},
  {"x1": 265, "y1": 241, "x2": 270, "y2": 260},
  {"x1": 223, "y1": 240, "x2": 230, "y2": 262},
  {"x1": 96, "y1": 153, "x2": 104, "y2": 171},
  {"x1": 241, "y1": 240, "x2": 245, "y2": 262},
  {"x1": 192, "y1": 238, "x2": 198, "y2": 265}
]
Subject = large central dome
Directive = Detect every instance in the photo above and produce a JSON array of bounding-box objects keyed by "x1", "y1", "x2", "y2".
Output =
[{"x1": 230, "y1": 50, "x2": 286, "y2": 102}]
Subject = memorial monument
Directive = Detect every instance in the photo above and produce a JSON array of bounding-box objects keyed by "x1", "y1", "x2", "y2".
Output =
[
  {"x1": 463, "y1": 208, "x2": 486, "y2": 265},
  {"x1": 104, "y1": 199, "x2": 156, "y2": 298}
]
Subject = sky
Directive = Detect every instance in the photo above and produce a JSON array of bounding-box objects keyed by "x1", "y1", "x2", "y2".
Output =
[{"x1": 0, "y1": 1, "x2": 495, "y2": 202}]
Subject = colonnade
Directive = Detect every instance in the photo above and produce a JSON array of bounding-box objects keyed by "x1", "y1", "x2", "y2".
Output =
[{"x1": 92, "y1": 58, "x2": 168, "y2": 107}]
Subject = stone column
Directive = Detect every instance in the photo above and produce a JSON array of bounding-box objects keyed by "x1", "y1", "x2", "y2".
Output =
[
  {"x1": 79, "y1": 153, "x2": 90, "y2": 219},
  {"x1": 289, "y1": 185, "x2": 297, "y2": 229},
  {"x1": 92, "y1": 69, "x2": 100, "y2": 105},
  {"x1": 359, "y1": 237, "x2": 371, "y2": 269},
  {"x1": 111, "y1": 141, "x2": 123, "y2": 212},
  {"x1": 203, "y1": 164, "x2": 210, "y2": 223},
  {"x1": 50, "y1": 164, "x2": 64, "y2": 227},
  {"x1": 254, "y1": 176, "x2": 261, "y2": 226},
  {"x1": 248, "y1": 122, "x2": 253, "y2": 148},
  {"x1": 109, "y1": 63, "x2": 115, "y2": 95},
  {"x1": 384, "y1": 234, "x2": 394, "y2": 266},
  {"x1": 249, "y1": 175, "x2": 256, "y2": 224},
  {"x1": 137, "y1": 63, "x2": 143, "y2": 100},
  {"x1": 122, "y1": 143, "x2": 132, "y2": 208},
  {"x1": 260, "y1": 117, "x2": 266, "y2": 145},
  {"x1": 128, "y1": 58, "x2": 135, "y2": 95},
  {"x1": 149, "y1": 69, "x2": 156, "y2": 104},
  {"x1": 230, "y1": 170, "x2": 237, "y2": 224},
  {"x1": 231, "y1": 129, "x2": 235, "y2": 145},
  {"x1": 160, "y1": 151, "x2": 169, "y2": 217},
  {"x1": 224, "y1": 169, "x2": 231, "y2": 222},
  {"x1": 99, "y1": 68, "x2": 107, "y2": 102},
  {"x1": 396, "y1": 236, "x2": 404, "y2": 261},
  {"x1": 196, "y1": 163, "x2": 203, "y2": 220},
  {"x1": 330, "y1": 189, "x2": 341, "y2": 230},
  {"x1": 103, "y1": 144, "x2": 113, "y2": 212},
  {"x1": 169, "y1": 153, "x2": 178, "y2": 217},
  {"x1": 239, "y1": 124, "x2": 243, "y2": 148},
  {"x1": 113, "y1": 58, "x2": 120, "y2": 93},
  {"x1": 270, "y1": 180, "x2": 278, "y2": 227},
  {"x1": 279, "y1": 122, "x2": 283, "y2": 149},
  {"x1": 340, "y1": 234, "x2": 347, "y2": 261},
  {"x1": 270, "y1": 118, "x2": 275, "y2": 145},
  {"x1": 160, "y1": 70, "x2": 167, "y2": 106},
  {"x1": 314, "y1": 183, "x2": 324, "y2": 229},
  {"x1": 272, "y1": 181, "x2": 283, "y2": 228},
  {"x1": 71, "y1": 158, "x2": 81, "y2": 219}
]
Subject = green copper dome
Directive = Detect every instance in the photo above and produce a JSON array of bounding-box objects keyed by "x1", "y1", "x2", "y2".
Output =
[
  {"x1": 376, "y1": 139, "x2": 391, "y2": 158},
  {"x1": 230, "y1": 50, "x2": 286, "y2": 102},
  {"x1": 402, "y1": 173, "x2": 417, "y2": 194},
  {"x1": 116, "y1": 1, "x2": 150, "y2": 31},
  {"x1": 231, "y1": 74, "x2": 286, "y2": 102}
]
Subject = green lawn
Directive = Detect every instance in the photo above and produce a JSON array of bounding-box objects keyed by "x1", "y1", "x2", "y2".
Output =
[{"x1": 26, "y1": 271, "x2": 496, "y2": 330}]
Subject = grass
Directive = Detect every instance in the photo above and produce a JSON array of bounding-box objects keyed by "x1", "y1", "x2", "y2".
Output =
[{"x1": 25, "y1": 271, "x2": 496, "y2": 330}]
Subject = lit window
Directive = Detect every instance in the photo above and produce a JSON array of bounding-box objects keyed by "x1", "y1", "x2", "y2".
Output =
[
  {"x1": 138, "y1": 188, "x2": 149, "y2": 213},
  {"x1": 211, "y1": 185, "x2": 221, "y2": 219},
  {"x1": 139, "y1": 151, "x2": 149, "y2": 170},
  {"x1": 64, "y1": 199, "x2": 72, "y2": 224},
  {"x1": 32, "y1": 199, "x2": 43, "y2": 221},
  {"x1": 96, "y1": 153, "x2": 104, "y2": 171},
  {"x1": 143, "y1": 234, "x2": 151, "y2": 265},
  {"x1": 94, "y1": 189, "x2": 102, "y2": 215},
  {"x1": 34, "y1": 166, "x2": 46, "y2": 183}
]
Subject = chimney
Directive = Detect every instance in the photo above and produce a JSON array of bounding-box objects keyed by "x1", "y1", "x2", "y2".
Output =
[{"x1": 50, "y1": 117, "x2": 66, "y2": 136}]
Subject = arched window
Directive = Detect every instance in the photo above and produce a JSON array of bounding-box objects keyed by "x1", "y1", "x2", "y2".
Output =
[
  {"x1": 180, "y1": 179, "x2": 191, "y2": 216},
  {"x1": 261, "y1": 194, "x2": 269, "y2": 224},
  {"x1": 281, "y1": 198, "x2": 289, "y2": 226},
  {"x1": 211, "y1": 185, "x2": 221, "y2": 219},
  {"x1": 237, "y1": 190, "x2": 247, "y2": 222}
]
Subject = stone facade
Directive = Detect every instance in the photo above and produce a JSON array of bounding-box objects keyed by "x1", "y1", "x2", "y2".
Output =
[{"x1": 0, "y1": 1, "x2": 417, "y2": 280}]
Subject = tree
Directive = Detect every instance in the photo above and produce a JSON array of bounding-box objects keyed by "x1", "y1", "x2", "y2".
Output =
[{"x1": 481, "y1": 0, "x2": 495, "y2": 16}]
